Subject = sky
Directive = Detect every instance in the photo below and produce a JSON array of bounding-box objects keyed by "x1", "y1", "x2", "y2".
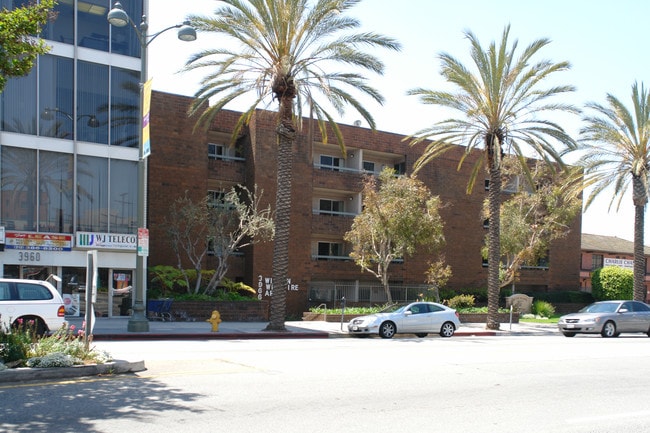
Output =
[{"x1": 146, "y1": 0, "x2": 650, "y2": 244}]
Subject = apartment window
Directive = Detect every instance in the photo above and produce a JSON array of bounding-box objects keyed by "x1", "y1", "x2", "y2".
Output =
[
  {"x1": 208, "y1": 190, "x2": 227, "y2": 208},
  {"x1": 317, "y1": 242, "x2": 344, "y2": 258},
  {"x1": 592, "y1": 254, "x2": 604, "y2": 270},
  {"x1": 320, "y1": 155, "x2": 341, "y2": 171},
  {"x1": 209, "y1": 143, "x2": 225, "y2": 159},
  {"x1": 363, "y1": 161, "x2": 375, "y2": 173},
  {"x1": 394, "y1": 161, "x2": 406, "y2": 175},
  {"x1": 319, "y1": 199, "x2": 343, "y2": 214},
  {"x1": 484, "y1": 179, "x2": 490, "y2": 191}
]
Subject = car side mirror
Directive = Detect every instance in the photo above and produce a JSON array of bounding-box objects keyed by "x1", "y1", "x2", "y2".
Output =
[
  {"x1": 619, "y1": 308, "x2": 629, "y2": 314},
  {"x1": 404, "y1": 310, "x2": 412, "y2": 316}
]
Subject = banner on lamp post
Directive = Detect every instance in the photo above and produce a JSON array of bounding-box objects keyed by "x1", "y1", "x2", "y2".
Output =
[{"x1": 142, "y1": 78, "x2": 153, "y2": 158}]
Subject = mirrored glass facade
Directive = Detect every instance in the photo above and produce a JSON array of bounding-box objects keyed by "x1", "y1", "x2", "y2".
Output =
[{"x1": 0, "y1": 0, "x2": 143, "y2": 234}]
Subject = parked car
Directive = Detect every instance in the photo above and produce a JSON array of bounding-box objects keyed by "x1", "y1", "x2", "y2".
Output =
[
  {"x1": 0, "y1": 279, "x2": 66, "y2": 335},
  {"x1": 557, "y1": 300, "x2": 650, "y2": 338},
  {"x1": 347, "y1": 301, "x2": 461, "y2": 339}
]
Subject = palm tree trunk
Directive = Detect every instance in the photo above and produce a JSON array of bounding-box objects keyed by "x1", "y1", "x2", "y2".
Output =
[
  {"x1": 632, "y1": 176, "x2": 647, "y2": 302},
  {"x1": 266, "y1": 98, "x2": 295, "y2": 332},
  {"x1": 486, "y1": 164, "x2": 502, "y2": 330}
]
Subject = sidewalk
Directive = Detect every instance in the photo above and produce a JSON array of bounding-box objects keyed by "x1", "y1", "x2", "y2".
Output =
[{"x1": 67, "y1": 316, "x2": 559, "y2": 340}]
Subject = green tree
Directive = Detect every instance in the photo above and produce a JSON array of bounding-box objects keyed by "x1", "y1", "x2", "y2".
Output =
[
  {"x1": 164, "y1": 186, "x2": 274, "y2": 295},
  {"x1": 407, "y1": 25, "x2": 578, "y2": 330},
  {"x1": 344, "y1": 168, "x2": 446, "y2": 303},
  {"x1": 484, "y1": 158, "x2": 582, "y2": 290},
  {"x1": 591, "y1": 266, "x2": 633, "y2": 301},
  {"x1": 184, "y1": 0, "x2": 400, "y2": 330},
  {"x1": 0, "y1": 0, "x2": 56, "y2": 92},
  {"x1": 580, "y1": 82, "x2": 650, "y2": 302}
]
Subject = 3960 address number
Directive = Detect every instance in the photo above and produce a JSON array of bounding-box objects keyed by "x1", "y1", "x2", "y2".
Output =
[{"x1": 18, "y1": 251, "x2": 41, "y2": 262}]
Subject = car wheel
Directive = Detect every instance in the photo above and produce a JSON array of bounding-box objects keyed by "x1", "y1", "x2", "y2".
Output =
[
  {"x1": 379, "y1": 321, "x2": 396, "y2": 339},
  {"x1": 13, "y1": 316, "x2": 47, "y2": 336},
  {"x1": 415, "y1": 333, "x2": 428, "y2": 338},
  {"x1": 439, "y1": 321, "x2": 456, "y2": 338},
  {"x1": 562, "y1": 331, "x2": 576, "y2": 337},
  {"x1": 601, "y1": 321, "x2": 617, "y2": 338}
]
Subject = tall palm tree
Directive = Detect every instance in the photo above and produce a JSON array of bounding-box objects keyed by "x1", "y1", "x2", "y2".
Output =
[
  {"x1": 407, "y1": 25, "x2": 578, "y2": 330},
  {"x1": 184, "y1": 0, "x2": 400, "y2": 331},
  {"x1": 580, "y1": 82, "x2": 650, "y2": 302}
]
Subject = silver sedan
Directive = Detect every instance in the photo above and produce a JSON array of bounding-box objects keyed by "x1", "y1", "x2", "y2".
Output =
[
  {"x1": 347, "y1": 301, "x2": 461, "y2": 339},
  {"x1": 557, "y1": 300, "x2": 650, "y2": 338}
]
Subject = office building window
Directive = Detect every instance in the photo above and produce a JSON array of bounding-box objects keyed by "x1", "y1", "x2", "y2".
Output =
[
  {"x1": 1, "y1": 66, "x2": 36, "y2": 134},
  {"x1": 108, "y1": 0, "x2": 143, "y2": 57},
  {"x1": 39, "y1": 151, "x2": 74, "y2": 233},
  {"x1": 110, "y1": 67, "x2": 139, "y2": 147},
  {"x1": 39, "y1": 55, "x2": 74, "y2": 139},
  {"x1": 592, "y1": 254, "x2": 603, "y2": 270},
  {"x1": 1, "y1": 147, "x2": 37, "y2": 231},
  {"x1": 110, "y1": 159, "x2": 138, "y2": 233},
  {"x1": 77, "y1": 0, "x2": 111, "y2": 51},
  {"x1": 77, "y1": 155, "x2": 109, "y2": 232},
  {"x1": 77, "y1": 60, "x2": 109, "y2": 144}
]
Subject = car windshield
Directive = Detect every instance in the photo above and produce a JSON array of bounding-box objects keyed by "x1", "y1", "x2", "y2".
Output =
[
  {"x1": 580, "y1": 303, "x2": 619, "y2": 313},
  {"x1": 380, "y1": 304, "x2": 407, "y2": 314}
]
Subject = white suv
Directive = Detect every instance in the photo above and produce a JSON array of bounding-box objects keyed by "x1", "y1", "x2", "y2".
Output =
[{"x1": 0, "y1": 279, "x2": 66, "y2": 335}]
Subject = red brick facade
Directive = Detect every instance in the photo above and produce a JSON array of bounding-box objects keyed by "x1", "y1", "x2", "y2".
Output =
[{"x1": 148, "y1": 91, "x2": 582, "y2": 316}]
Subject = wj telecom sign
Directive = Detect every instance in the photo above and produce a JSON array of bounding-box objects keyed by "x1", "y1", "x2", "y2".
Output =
[{"x1": 76, "y1": 232, "x2": 137, "y2": 250}]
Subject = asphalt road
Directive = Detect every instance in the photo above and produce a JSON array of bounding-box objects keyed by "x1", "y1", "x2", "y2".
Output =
[{"x1": 2, "y1": 334, "x2": 650, "y2": 433}]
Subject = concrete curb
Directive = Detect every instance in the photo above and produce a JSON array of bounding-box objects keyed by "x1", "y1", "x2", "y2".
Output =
[{"x1": 0, "y1": 359, "x2": 146, "y2": 384}]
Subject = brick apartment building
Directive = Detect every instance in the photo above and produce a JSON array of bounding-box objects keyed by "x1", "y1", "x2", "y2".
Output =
[
  {"x1": 148, "y1": 91, "x2": 582, "y2": 316},
  {"x1": 580, "y1": 233, "x2": 650, "y2": 298}
]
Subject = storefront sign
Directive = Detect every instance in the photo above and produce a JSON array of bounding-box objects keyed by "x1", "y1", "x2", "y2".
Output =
[
  {"x1": 76, "y1": 232, "x2": 137, "y2": 250},
  {"x1": 5, "y1": 232, "x2": 72, "y2": 251},
  {"x1": 604, "y1": 257, "x2": 634, "y2": 270}
]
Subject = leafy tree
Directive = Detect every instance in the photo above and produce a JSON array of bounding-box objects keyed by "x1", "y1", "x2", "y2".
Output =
[
  {"x1": 0, "y1": 0, "x2": 56, "y2": 92},
  {"x1": 184, "y1": 0, "x2": 400, "y2": 330},
  {"x1": 344, "y1": 168, "x2": 446, "y2": 303},
  {"x1": 591, "y1": 266, "x2": 633, "y2": 301},
  {"x1": 407, "y1": 25, "x2": 578, "y2": 329},
  {"x1": 580, "y1": 82, "x2": 650, "y2": 302},
  {"x1": 483, "y1": 158, "x2": 582, "y2": 290},
  {"x1": 164, "y1": 186, "x2": 274, "y2": 295}
]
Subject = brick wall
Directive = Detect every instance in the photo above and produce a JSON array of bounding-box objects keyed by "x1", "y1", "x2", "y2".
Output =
[{"x1": 149, "y1": 91, "x2": 583, "y2": 317}]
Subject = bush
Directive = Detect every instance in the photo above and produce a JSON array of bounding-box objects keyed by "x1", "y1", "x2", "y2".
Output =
[
  {"x1": 531, "y1": 290, "x2": 594, "y2": 304},
  {"x1": 592, "y1": 266, "x2": 633, "y2": 301},
  {"x1": 446, "y1": 294, "x2": 476, "y2": 309},
  {"x1": 532, "y1": 300, "x2": 556, "y2": 318}
]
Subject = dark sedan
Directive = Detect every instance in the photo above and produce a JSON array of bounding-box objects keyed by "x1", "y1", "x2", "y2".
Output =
[{"x1": 557, "y1": 300, "x2": 650, "y2": 338}]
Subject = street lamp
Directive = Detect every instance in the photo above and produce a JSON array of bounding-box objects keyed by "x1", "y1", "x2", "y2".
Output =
[{"x1": 107, "y1": 1, "x2": 196, "y2": 332}]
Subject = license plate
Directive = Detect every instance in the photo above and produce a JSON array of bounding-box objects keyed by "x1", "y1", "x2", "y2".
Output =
[{"x1": 567, "y1": 324, "x2": 575, "y2": 329}]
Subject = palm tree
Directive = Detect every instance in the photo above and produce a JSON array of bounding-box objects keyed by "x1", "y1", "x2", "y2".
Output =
[
  {"x1": 580, "y1": 82, "x2": 650, "y2": 302},
  {"x1": 184, "y1": 0, "x2": 400, "y2": 331},
  {"x1": 407, "y1": 25, "x2": 578, "y2": 330}
]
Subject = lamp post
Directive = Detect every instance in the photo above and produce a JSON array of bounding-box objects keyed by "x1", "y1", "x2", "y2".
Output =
[{"x1": 108, "y1": 2, "x2": 196, "y2": 332}]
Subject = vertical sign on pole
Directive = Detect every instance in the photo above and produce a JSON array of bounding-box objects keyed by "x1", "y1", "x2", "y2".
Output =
[
  {"x1": 84, "y1": 250, "x2": 98, "y2": 349},
  {"x1": 142, "y1": 78, "x2": 153, "y2": 158}
]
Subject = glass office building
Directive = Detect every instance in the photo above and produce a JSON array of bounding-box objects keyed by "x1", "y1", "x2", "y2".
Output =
[{"x1": 0, "y1": 0, "x2": 146, "y2": 315}]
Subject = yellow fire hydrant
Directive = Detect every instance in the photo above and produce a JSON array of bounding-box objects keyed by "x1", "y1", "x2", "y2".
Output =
[{"x1": 207, "y1": 310, "x2": 222, "y2": 332}]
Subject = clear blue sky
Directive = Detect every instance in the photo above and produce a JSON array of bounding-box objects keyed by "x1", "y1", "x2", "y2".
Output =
[{"x1": 148, "y1": 0, "x2": 650, "y2": 243}]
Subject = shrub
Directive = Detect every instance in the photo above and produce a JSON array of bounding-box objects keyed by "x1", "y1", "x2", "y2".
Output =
[
  {"x1": 532, "y1": 300, "x2": 556, "y2": 318},
  {"x1": 0, "y1": 318, "x2": 36, "y2": 366},
  {"x1": 592, "y1": 266, "x2": 633, "y2": 301},
  {"x1": 446, "y1": 294, "x2": 476, "y2": 309}
]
